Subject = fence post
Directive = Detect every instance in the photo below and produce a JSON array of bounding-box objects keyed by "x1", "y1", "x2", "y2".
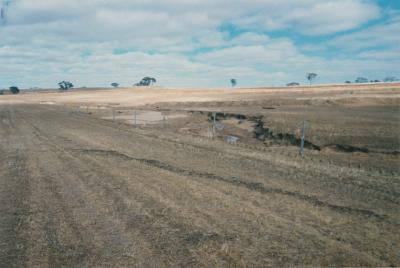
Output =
[
  {"x1": 113, "y1": 109, "x2": 115, "y2": 121},
  {"x1": 212, "y1": 112, "x2": 216, "y2": 137},
  {"x1": 300, "y1": 121, "x2": 306, "y2": 157},
  {"x1": 163, "y1": 115, "x2": 166, "y2": 128},
  {"x1": 134, "y1": 111, "x2": 137, "y2": 126}
]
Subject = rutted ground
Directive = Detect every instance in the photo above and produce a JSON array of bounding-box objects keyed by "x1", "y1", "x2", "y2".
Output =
[{"x1": 0, "y1": 105, "x2": 399, "y2": 267}]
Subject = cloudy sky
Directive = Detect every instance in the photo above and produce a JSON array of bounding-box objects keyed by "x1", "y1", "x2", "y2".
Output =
[{"x1": 0, "y1": 0, "x2": 399, "y2": 88}]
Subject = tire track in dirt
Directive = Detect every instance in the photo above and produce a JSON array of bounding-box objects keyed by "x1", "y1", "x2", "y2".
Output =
[
  {"x1": 86, "y1": 112, "x2": 400, "y2": 209},
  {"x1": 14, "y1": 109, "x2": 145, "y2": 265},
  {"x1": 29, "y1": 106, "x2": 396, "y2": 221},
  {"x1": 14, "y1": 107, "x2": 232, "y2": 266},
  {"x1": 0, "y1": 152, "x2": 31, "y2": 268},
  {"x1": 73, "y1": 148, "x2": 389, "y2": 221},
  {"x1": 55, "y1": 105, "x2": 400, "y2": 195},
  {"x1": 26, "y1": 105, "x2": 400, "y2": 215},
  {"x1": 0, "y1": 107, "x2": 30, "y2": 268},
  {"x1": 6, "y1": 105, "x2": 399, "y2": 266},
  {"x1": 18, "y1": 111, "x2": 162, "y2": 266}
]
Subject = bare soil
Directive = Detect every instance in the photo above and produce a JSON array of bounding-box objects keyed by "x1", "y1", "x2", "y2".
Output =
[{"x1": 0, "y1": 84, "x2": 399, "y2": 267}]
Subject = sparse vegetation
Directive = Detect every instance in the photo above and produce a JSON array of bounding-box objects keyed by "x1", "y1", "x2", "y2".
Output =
[
  {"x1": 383, "y1": 76, "x2": 397, "y2": 82},
  {"x1": 58, "y1": 81, "x2": 74, "y2": 90},
  {"x1": 0, "y1": 84, "x2": 399, "y2": 267},
  {"x1": 287, "y1": 82, "x2": 300, "y2": 86},
  {"x1": 9, "y1": 86, "x2": 19, "y2": 94},
  {"x1": 355, "y1": 77, "x2": 368, "y2": 83},
  {"x1": 306, "y1": 73, "x2": 317, "y2": 85},
  {"x1": 135, "y1": 77, "x2": 157, "y2": 86}
]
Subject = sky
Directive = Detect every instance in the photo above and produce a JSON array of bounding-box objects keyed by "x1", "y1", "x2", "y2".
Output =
[{"x1": 0, "y1": 0, "x2": 399, "y2": 89}]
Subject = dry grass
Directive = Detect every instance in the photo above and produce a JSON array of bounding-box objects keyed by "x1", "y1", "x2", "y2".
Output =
[
  {"x1": 0, "y1": 84, "x2": 399, "y2": 266},
  {"x1": 0, "y1": 83, "x2": 399, "y2": 107}
]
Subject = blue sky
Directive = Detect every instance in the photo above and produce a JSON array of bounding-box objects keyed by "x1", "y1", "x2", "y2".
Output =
[{"x1": 0, "y1": 0, "x2": 399, "y2": 88}]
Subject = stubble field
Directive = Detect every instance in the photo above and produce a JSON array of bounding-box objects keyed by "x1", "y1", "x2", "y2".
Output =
[{"x1": 0, "y1": 83, "x2": 399, "y2": 267}]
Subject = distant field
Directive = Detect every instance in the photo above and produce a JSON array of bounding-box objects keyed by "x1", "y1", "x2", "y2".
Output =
[
  {"x1": 0, "y1": 83, "x2": 399, "y2": 266},
  {"x1": 0, "y1": 83, "x2": 399, "y2": 107}
]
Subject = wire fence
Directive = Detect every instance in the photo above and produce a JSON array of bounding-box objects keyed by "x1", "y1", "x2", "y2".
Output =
[
  {"x1": 75, "y1": 105, "x2": 169, "y2": 128},
  {"x1": 69, "y1": 105, "x2": 316, "y2": 156}
]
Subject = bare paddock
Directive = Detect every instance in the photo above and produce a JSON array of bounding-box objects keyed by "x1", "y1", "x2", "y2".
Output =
[{"x1": 0, "y1": 85, "x2": 399, "y2": 266}]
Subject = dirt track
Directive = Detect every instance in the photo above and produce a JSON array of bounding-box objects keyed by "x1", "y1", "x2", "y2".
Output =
[{"x1": 1, "y1": 104, "x2": 399, "y2": 267}]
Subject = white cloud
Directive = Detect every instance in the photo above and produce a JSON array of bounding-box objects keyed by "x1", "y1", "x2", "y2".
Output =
[
  {"x1": 278, "y1": 1, "x2": 380, "y2": 35},
  {"x1": 231, "y1": 0, "x2": 380, "y2": 35},
  {"x1": 328, "y1": 13, "x2": 400, "y2": 52},
  {"x1": 195, "y1": 39, "x2": 300, "y2": 67}
]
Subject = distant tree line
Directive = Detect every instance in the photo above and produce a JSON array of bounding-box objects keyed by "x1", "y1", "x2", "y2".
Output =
[
  {"x1": 284, "y1": 73, "x2": 398, "y2": 87},
  {"x1": 346, "y1": 76, "x2": 398, "y2": 84},
  {"x1": 54, "y1": 77, "x2": 159, "y2": 91},
  {"x1": 383, "y1": 76, "x2": 397, "y2": 82},
  {"x1": 2, "y1": 73, "x2": 397, "y2": 94}
]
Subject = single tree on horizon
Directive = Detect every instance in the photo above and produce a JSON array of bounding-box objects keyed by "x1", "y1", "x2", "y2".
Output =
[
  {"x1": 306, "y1": 73, "x2": 318, "y2": 85},
  {"x1": 58, "y1": 81, "x2": 74, "y2": 90},
  {"x1": 286, "y1": 82, "x2": 300, "y2": 87},
  {"x1": 135, "y1": 77, "x2": 157, "y2": 86},
  {"x1": 9, "y1": 86, "x2": 20, "y2": 94}
]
